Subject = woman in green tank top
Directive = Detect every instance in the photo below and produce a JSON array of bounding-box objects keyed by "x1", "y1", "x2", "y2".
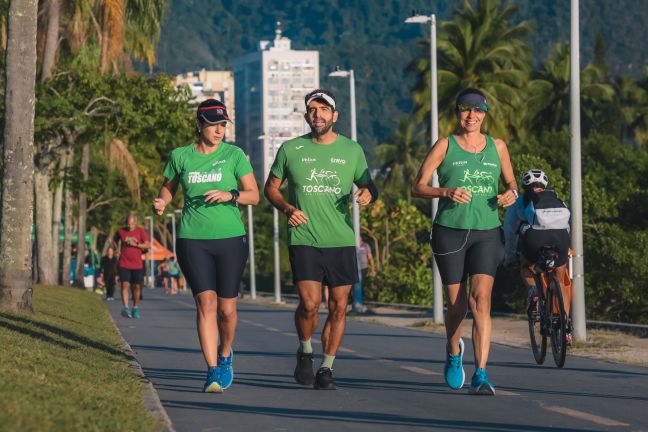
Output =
[{"x1": 412, "y1": 88, "x2": 517, "y2": 395}]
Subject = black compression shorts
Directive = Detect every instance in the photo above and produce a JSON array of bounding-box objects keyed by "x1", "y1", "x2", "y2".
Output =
[
  {"x1": 431, "y1": 224, "x2": 504, "y2": 285},
  {"x1": 176, "y1": 236, "x2": 249, "y2": 298},
  {"x1": 289, "y1": 245, "x2": 358, "y2": 288},
  {"x1": 520, "y1": 228, "x2": 570, "y2": 266}
]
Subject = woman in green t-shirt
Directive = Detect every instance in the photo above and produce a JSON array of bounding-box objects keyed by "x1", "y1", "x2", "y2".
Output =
[
  {"x1": 412, "y1": 88, "x2": 517, "y2": 396},
  {"x1": 152, "y1": 99, "x2": 259, "y2": 393}
]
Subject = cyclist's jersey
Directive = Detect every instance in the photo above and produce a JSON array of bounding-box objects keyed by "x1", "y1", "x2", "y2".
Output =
[
  {"x1": 434, "y1": 135, "x2": 501, "y2": 230},
  {"x1": 270, "y1": 134, "x2": 371, "y2": 247},
  {"x1": 503, "y1": 190, "x2": 570, "y2": 263},
  {"x1": 163, "y1": 142, "x2": 253, "y2": 240}
]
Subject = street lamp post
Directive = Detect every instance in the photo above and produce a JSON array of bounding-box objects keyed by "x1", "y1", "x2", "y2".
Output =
[
  {"x1": 405, "y1": 12, "x2": 443, "y2": 324},
  {"x1": 570, "y1": 0, "x2": 587, "y2": 342},
  {"x1": 166, "y1": 212, "x2": 177, "y2": 259},
  {"x1": 173, "y1": 209, "x2": 184, "y2": 291},
  {"x1": 259, "y1": 133, "x2": 282, "y2": 303},
  {"x1": 329, "y1": 67, "x2": 364, "y2": 313},
  {"x1": 145, "y1": 216, "x2": 154, "y2": 288}
]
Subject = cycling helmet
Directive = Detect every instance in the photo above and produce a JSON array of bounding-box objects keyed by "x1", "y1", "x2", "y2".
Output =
[{"x1": 521, "y1": 169, "x2": 548, "y2": 188}]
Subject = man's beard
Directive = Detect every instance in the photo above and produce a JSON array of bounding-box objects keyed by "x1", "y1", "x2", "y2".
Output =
[{"x1": 309, "y1": 119, "x2": 333, "y2": 137}]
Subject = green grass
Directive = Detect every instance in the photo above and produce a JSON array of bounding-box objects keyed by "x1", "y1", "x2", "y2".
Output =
[{"x1": 0, "y1": 286, "x2": 158, "y2": 432}]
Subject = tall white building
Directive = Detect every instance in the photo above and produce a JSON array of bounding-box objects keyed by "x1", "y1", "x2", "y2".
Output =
[
  {"x1": 176, "y1": 70, "x2": 236, "y2": 142},
  {"x1": 233, "y1": 24, "x2": 319, "y2": 180}
]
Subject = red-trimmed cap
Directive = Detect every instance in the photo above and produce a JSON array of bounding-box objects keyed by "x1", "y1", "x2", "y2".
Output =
[{"x1": 197, "y1": 99, "x2": 232, "y2": 124}]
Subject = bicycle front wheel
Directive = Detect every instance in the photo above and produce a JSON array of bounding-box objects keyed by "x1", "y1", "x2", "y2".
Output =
[{"x1": 547, "y1": 274, "x2": 567, "y2": 368}]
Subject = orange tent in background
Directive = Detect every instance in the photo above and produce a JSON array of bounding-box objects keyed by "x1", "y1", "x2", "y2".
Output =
[{"x1": 141, "y1": 238, "x2": 174, "y2": 261}]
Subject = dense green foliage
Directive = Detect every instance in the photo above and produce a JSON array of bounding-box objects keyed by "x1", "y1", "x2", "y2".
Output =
[
  {"x1": 156, "y1": 0, "x2": 648, "y2": 151},
  {"x1": 0, "y1": 286, "x2": 157, "y2": 430}
]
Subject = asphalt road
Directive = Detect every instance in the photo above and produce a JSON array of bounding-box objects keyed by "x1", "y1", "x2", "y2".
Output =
[{"x1": 107, "y1": 290, "x2": 648, "y2": 432}]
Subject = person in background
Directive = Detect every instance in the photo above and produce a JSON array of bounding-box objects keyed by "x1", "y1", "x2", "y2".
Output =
[
  {"x1": 114, "y1": 212, "x2": 149, "y2": 319},
  {"x1": 99, "y1": 246, "x2": 119, "y2": 300}
]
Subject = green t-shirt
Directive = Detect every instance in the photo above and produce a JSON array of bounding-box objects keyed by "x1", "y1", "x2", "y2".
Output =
[
  {"x1": 434, "y1": 135, "x2": 502, "y2": 230},
  {"x1": 163, "y1": 142, "x2": 253, "y2": 239},
  {"x1": 271, "y1": 134, "x2": 372, "y2": 247}
]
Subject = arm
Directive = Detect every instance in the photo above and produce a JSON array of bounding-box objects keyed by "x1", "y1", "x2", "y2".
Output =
[
  {"x1": 153, "y1": 177, "x2": 179, "y2": 216},
  {"x1": 367, "y1": 248, "x2": 376, "y2": 277},
  {"x1": 264, "y1": 173, "x2": 308, "y2": 227},
  {"x1": 494, "y1": 138, "x2": 518, "y2": 208},
  {"x1": 354, "y1": 181, "x2": 379, "y2": 207},
  {"x1": 411, "y1": 137, "x2": 471, "y2": 203},
  {"x1": 503, "y1": 200, "x2": 523, "y2": 264},
  {"x1": 203, "y1": 172, "x2": 259, "y2": 205}
]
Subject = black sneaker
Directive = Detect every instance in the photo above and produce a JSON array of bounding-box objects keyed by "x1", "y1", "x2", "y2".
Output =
[
  {"x1": 294, "y1": 351, "x2": 314, "y2": 385},
  {"x1": 314, "y1": 367, "x2": 337, "y2": 390}
]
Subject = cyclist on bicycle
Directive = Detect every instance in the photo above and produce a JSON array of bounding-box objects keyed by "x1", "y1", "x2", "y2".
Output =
[{"x1": 503, "y1": 169, "x2": 573, "y2": 344}]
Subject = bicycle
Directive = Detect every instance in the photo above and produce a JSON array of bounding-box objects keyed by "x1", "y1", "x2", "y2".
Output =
[{"x1": 527, "y1": 246, "x2": 569, "y2": 368}]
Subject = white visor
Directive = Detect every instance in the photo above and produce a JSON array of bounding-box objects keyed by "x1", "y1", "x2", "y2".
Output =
[{"x1": 305, "y1": 93, "x2": 336, "y2": 110}]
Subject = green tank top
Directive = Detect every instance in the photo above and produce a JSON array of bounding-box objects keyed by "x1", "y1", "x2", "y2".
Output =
[{"x1": 434, "y1": 135, "x2": 502, "y2": 230}]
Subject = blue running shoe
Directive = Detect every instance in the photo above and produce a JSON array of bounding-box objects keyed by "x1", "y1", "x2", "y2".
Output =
[
  {"x1": 120, "y1": 307, "x2": 131, "y2": 318},
  {"x1": 132, "y1": 307, "x2": 140, "y2": 319},
  {"x1": 216, "y1": 349, "x2": 234, "y2": 390},
  {"x1": 203, "y1": 366, "x2": 223, "y2": 393},
  {"x1": 444, "y1": 338, "x2": 465, "y2": 389},
  {"x1": 469, "y1": 368, "x2": 496, "y2": 395}
]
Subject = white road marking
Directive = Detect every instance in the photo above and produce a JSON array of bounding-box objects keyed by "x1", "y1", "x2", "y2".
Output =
[
  {"x1": 540, "y1": 403, "x2": 629, "y2": 427},
  {"x1": 338, "y1": 347, "x2": 355, "y2": 353},
  {"x1": 400, "y1": 365, "x2": 441, "y2": 376},
  {"x1": 266, "y1": 327, "x2": 279, "y2": 332},
  {"x1": 282, "y1": 332, "x2": 297, "y2": 337}
]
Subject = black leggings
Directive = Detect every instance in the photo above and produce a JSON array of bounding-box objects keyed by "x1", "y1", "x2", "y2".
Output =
[
  {"x1": 431, "y1": 224, "x2": 504, "y2": 285},
  {"x1": 176, "y1": 236, "x2": 249, "y2": 298}
]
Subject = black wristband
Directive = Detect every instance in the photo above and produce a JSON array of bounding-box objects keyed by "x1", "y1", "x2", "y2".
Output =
[{"x1": 229, "y1": 189, "x2": 240, "y2": 203}]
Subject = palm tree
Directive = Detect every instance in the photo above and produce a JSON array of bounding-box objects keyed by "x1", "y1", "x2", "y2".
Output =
[
  {"x1": 374, "y1": 119, "x2": 427, "y2": 202},
  {"x1": 0, "y1": 0, "x2": 39, "y2": 312},
  {"x1": 528, "y1": 44, "x2": 615, "y2": 133},
  {"x1": 617, "y1": 72, "x2": 648, "y2": 147},
  {"x1": 409, "y1": 0, "x2": 533, "y2": 140}
]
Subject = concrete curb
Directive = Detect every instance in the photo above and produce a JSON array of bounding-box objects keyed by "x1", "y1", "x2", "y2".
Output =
[{"x1": 107, "y1": 312, "x2": 175, "y2": 432}]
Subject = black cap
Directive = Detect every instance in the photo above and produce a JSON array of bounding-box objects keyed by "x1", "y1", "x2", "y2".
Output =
[{"x1": 197, "y1": 99, "x2": 232, "y2": 124}]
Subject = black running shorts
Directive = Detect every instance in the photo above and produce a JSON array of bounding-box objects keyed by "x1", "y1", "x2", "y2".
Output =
[
  {"x1": 289, "y1": 245, "x2": 358, "y2": 288},
  {"x1": 431, "y1": 224, "x2": 504, "y2": 285},
  {"x1": 119, "y1": 267, "x2": 144, "y2": 285},
  {"x1": 520, "y1": 228, "x2": 570, "y2": 266},
  {"x1": 176, "y1": 236, "x2": 249, "y2": 298}
]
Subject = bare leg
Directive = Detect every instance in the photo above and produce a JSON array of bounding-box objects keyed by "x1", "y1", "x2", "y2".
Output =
[
  {"x1": 295, "y1": 280, "x2": 322, "y2": 343},
  {"x1": 132, "y1": 283, "x2": 141, "y2": 307},
  {"x1": 444, "y1": 282, "x2": 468, "y2": 355},
  {"x1": 469, "y1": 274, "x2": 495, "y2": 369},
  {"x1": 121, "y1": 281, "x2": 131, "y2": 308},
  {"x1": 217, "y1": 297, "x2": 238, "y2": 357},
  {"x1": 321, "y1": 284, "x2": 352, "y2": 355},
  {"x1": 555, "y1": 265, "x2": 571, "y2": 317},
  {"x1": 195, "y1": 291, "x2": 218, "y2": 367}
]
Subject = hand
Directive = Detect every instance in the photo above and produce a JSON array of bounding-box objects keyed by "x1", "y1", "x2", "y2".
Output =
[
  {"x1": 370, "y1": 269, "x2": 376, "y2": 278},
  {"x1": 286, "y1": 207, "x2": 309, "y2": 227},
  {"x1": 497, "y1": 189, "x2": 517, "y2": 208},
  {"x1": 447, "y1": 188, "x2": 471, "y2": 204},
  {"x1": 152, "y1": 198, "x2": 166, "y2": 215},
  {"x1": 354, "y1": 187, "x2": 373, "y2": 207},
  {"x1": 204, "y1": 190, "x2": 233, "y2": 204}
]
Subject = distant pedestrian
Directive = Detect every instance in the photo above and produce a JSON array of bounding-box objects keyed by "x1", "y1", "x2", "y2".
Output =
[
  {"x1": 168, "y1": 256, "x2": 180, "y2": 294},
  {"x1": 114, "y1": 213, "x2": 149, "y2": 319},
  {"x1": 158, "y1": 258, "x2": 171, "y2": 293},
  {"x1": 99, "y1": 246, "x2": 119, "y2": 300},
  {"x1": 153, "y1": 99, "x2": 259, "y2": 393},
  {"x1": 264, "y1": 89, "x2": 378, "y2": 390}
]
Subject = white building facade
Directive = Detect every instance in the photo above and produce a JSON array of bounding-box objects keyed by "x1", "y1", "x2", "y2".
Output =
[{"x1": 233, "y1": 25, "x2": 319, "y2": 180}]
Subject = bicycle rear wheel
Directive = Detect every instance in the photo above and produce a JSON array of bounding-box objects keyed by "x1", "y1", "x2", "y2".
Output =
[
  {"x1": 527, "y1": 298, "x2": 546, "y2": 365},
  {"x1": 547, "y1": 274, "x2": 567, "y2": 368}
]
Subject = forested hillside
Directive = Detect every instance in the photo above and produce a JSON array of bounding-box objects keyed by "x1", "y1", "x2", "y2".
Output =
[{"x1": 156, "y1": 0, "x2": 648, "y2": 148}]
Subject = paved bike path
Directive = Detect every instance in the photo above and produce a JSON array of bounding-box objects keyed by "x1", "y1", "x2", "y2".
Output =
[{"x1": 107, "y1": 290, "x2": 648, "y2": 432}]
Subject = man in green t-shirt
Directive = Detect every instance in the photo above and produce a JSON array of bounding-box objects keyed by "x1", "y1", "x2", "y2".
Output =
[{"x1": 265, "y1": 89, "x2": 378, "y2": 390}]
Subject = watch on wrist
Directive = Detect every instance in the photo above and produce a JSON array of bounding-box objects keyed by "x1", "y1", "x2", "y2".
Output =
[
  {"x1": 509, "y1": 189, "x2": 519, "y2": 199},
  {"x1": 229, "y1": 189, "x2": 240, "y2": 203}
]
